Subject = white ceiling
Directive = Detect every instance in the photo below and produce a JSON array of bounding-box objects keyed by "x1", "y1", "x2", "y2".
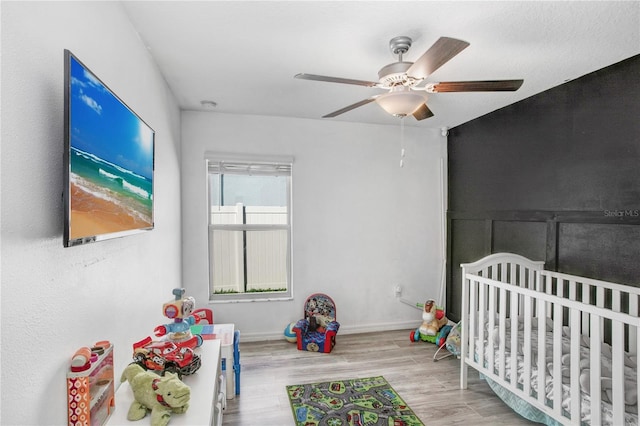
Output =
[{"x1": 121, "y1": 1, "x2": 640, "y2": 129}]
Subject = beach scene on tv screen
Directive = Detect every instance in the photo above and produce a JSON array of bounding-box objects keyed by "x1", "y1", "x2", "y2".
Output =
[{"x1": 69, "y1": 56, "x2": 154, "y2": 239}]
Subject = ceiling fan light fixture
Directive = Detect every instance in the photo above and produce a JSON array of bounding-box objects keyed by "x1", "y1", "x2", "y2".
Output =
[
  {"x1": 375, "y1": 87, "x2": 426, "y2": 117},
  {"x1": 200, "y1": 100, "x2": 218, "y2": 108}
]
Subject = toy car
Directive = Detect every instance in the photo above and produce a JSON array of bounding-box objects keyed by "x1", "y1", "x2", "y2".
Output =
[{"x1": 132, "y1": 337, "x2": 201, "y2": 378}]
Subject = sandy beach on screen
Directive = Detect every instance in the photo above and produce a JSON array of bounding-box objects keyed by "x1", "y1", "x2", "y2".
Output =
[{"x1": 70, "y1": 182, "x2": 152, "y2": 239}]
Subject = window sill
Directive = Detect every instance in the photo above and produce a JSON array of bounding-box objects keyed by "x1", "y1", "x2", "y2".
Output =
[{"x1": 208, "y1": 295, "x2": 294, "y2": 304}]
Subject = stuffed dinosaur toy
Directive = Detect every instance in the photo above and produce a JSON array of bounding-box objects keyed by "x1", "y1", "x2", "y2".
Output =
[{"x1": 121, "y1": 363, "x2": 190, "y2": 426}]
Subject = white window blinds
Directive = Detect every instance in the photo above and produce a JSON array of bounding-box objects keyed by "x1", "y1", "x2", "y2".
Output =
[
  {"x1": 207, "y1": 161, "x2": 291, "y2": 176},
  {"x1": 206, "y1": 153, "x2": 293, "y2": 177}
]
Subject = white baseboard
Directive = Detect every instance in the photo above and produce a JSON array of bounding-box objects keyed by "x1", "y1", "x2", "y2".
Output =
[{"x1": 238, "y1": 320, "x2": 418, "y2": 343}]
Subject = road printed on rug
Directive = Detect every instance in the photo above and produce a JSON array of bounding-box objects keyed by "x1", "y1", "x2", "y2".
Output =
[{"x1": 286, "y1": 376, "x2": 424, "y2": 426}]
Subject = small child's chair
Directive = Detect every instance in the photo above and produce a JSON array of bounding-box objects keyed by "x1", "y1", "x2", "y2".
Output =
[
  {"x1": 192, "y1": 308, "x2": 213, "y2": 324},
  {"x1": 293, "y1": 293, "x2": 340, "y2": 353}
]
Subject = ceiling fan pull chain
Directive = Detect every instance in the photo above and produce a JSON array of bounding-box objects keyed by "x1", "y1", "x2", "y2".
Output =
[{"x1": 399, "y1": 117, "x2": 405, "y2": 168}]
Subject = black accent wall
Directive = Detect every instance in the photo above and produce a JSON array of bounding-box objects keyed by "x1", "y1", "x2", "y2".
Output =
[{"x1": 446, "y1": 54, "x2": 640, "y2": 322}]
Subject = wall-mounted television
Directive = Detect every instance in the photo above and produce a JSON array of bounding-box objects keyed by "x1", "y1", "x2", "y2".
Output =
[{"x1": 63, "y1": 50, "x2": 155, "y2": 247}]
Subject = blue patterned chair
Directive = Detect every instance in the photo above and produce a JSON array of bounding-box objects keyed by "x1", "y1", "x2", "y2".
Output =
[{"x1": 293, "y1": 293, "x2": 340, "y2": 353}]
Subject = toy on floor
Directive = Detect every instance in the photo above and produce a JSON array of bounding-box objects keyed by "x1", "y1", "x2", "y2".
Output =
[
  {"x1": 435, "y1": 324, "x2": 453, "y2": 347},
  {"x1": 121, "y1": 363, "x2": 190, "y2": 426},
  {"x1": 284, "y1": 322, "x2": 297, "y2": 343},
  {"x1": 293, "y1": 293, "x2": 340, "y2": 353},
  {"x1": 433, "y1": 320, "x2": 462, "y2": 361},
  {"x1": 410, "y1": 299, "x2": 449, "y2": 343}
]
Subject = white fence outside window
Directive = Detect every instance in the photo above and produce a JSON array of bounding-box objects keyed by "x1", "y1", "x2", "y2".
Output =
[{"x1": 210, "y1": 203, "x2": 288, "y2": 293}]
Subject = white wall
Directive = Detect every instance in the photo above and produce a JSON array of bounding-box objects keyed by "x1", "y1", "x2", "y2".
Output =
[
  {"x1": 1, "y1": 2, "x2": 182, "y2": 424},
  {"x1": 181, "y1": 111, "x2": 447, "y2": 341}
]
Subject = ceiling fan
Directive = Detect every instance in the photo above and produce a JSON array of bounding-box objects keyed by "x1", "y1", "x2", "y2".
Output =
[{"x1": 295, "y1": 36, "x2": 523, "y2": 121}]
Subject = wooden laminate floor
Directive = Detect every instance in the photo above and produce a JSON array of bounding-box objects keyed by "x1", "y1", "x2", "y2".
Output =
[{"x1": 222, "y1": 329, "x2": 538, "y2": 425}]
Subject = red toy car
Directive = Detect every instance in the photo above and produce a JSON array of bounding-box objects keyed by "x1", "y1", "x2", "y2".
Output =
[{"x1": 132, "y1": 337, "x2": 201, "y2": 378}]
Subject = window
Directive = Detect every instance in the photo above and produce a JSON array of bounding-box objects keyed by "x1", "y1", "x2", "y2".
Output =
[{"x1": 206, "y1": 153, "x2": 293, "y2": 301}]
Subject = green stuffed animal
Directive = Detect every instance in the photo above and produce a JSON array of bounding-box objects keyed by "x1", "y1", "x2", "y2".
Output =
[{"x1": 120, "y1": 363, "x2": 190, "y2": 426}]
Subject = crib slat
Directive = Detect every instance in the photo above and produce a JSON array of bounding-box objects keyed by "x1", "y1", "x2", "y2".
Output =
[
  {"x1": 570, "y1": 309, "x2": 581, "y2": 421},
  {"x1": 545, "y1": 274, "x2": 553, "y2": 320},
  {"x1": 612, "y1": 320, "x2": 625, "y2": 426},
  {"x1": 469, "y1": 278, "x2": 477, "y2": 371},
  {"x1": 569, "y1": 280, "x2": 576, "y2": 300},
  {"x1": 630, "y1": 293, "x2": 639, "y2": 316},
  {"x1": 537, "y1": 302, "x2": 547, "y2": 406},
  {"x1": 522, "y1": 295, "x2": 532, "y2": 396},
  {"x1": 516, "y1": 264, "x2": 523, "y2": 314},
  {"x1": 590, "y1": 314, "x2": 602, "y2": 426},
  {"x1": 630, "y1": 295, "x2": 638, "y2": 355},
  {"x1": 637, "y1": 327, "x2": 640, "y2": 422},
  {"x1": 581, "y1": 283, "x2": 591, "y2": 337},
  {"x1": 529, "y1": 267, "x2": 538, "y2": 313},
  {"x1": 478, "y1": 282, "x2": 486, "y2": 371},
  {"x1": 510, "y1": 288, "x2": 519, "y2": 390},
  {"x1": 552, "y1": 302, "x2": 563, "y2": 417},
  {"x1": 596, "y1": 286, "x2": 605, "y2": 306},
  {"x1": 612, "y1": 289, "x2": 621, "y2": 312},
  {"x1": 596, "y1": 286, "x2": 605, "y2": 338},
  {"x1": 528, "y1": 266, "x2": 535, "y2": 290},
  {"x1": 498, "y1": 287, "x2": 507, "y2": 381},
  {"x1": 488, "y1": 285, "x2": 496, "y2": 376}
]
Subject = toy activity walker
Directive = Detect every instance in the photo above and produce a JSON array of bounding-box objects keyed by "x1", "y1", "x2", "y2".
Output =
[
  {"x1": 409, "y1": 299, "x2": 449, "y2": 343},
  {"x1": 409, "y1": 299, "x2": 459, "y2": 361}
]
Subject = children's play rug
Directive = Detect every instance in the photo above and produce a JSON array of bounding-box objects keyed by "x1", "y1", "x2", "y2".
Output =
[{"x1": 286, "y1": 376, "x2": 424, "y2": 426}]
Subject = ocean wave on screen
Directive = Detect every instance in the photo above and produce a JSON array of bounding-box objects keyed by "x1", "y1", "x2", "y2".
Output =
[
  {"x1": 74, "y1": 150, "x2": 92, "y2": 161},
  {"x1": 70, "y1": 173, "x2": 152, "y2": 224},
  {"x1": 99, "y1": 168, "x2": 150, "y2": 200},
  {"x1": 98, "y1": 168, "x2": 119, "y2": 180},
  {"x1": 71, "y1": 173, "x2": 120, "y2": 205},
  {"x1": 122, "y1": 178, "x2": 150, "y2": 199},
  {"x1": 73, "y1": 146, "x2": 150, "y2": 182}
]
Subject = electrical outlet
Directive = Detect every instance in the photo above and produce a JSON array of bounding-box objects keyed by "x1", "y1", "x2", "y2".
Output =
[{"x1": 394, "y1": 285, "x2": 402, "y2": 297}]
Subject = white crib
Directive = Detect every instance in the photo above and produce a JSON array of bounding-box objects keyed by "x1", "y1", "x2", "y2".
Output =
[{"x1": 459, "y1": 252, "x2": 640, "y2": 425}]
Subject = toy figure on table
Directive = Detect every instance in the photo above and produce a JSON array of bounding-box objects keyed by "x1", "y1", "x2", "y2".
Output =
[
  {"x1": 121, "y1": 363, "x2": 190, "y2": 426},
  {"x1": 154, "y1": 288, "x2": 203, "y2": 349},
  {"x1": 131, "y1": 288, "x2": 204, "y2": 378}
]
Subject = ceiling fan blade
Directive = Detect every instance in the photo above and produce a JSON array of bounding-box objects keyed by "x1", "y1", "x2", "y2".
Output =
[
  {"x1": 430, "y1": 80, "x2": 524, "y2": 92},
  {"x1": 323, "y1": 97, "x2": 378, "y2": 118},
  {"x1": 407, "y1": 37, "x2": 470, "y2": 79},
  {"x1": 295, "y1": 73, "x2": 379, "y2": 87},
  {"x1": 412, "y1": 103, "x2": 434, "y2": 121}
]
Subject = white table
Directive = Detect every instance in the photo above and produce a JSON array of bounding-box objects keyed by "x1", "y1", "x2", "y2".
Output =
[
  {"x1": 109, "y1": 339, "x2": 223, "y2": 425},
  {"x1": 191, "y1": 323, "x2": 236, "y2": 400}
]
